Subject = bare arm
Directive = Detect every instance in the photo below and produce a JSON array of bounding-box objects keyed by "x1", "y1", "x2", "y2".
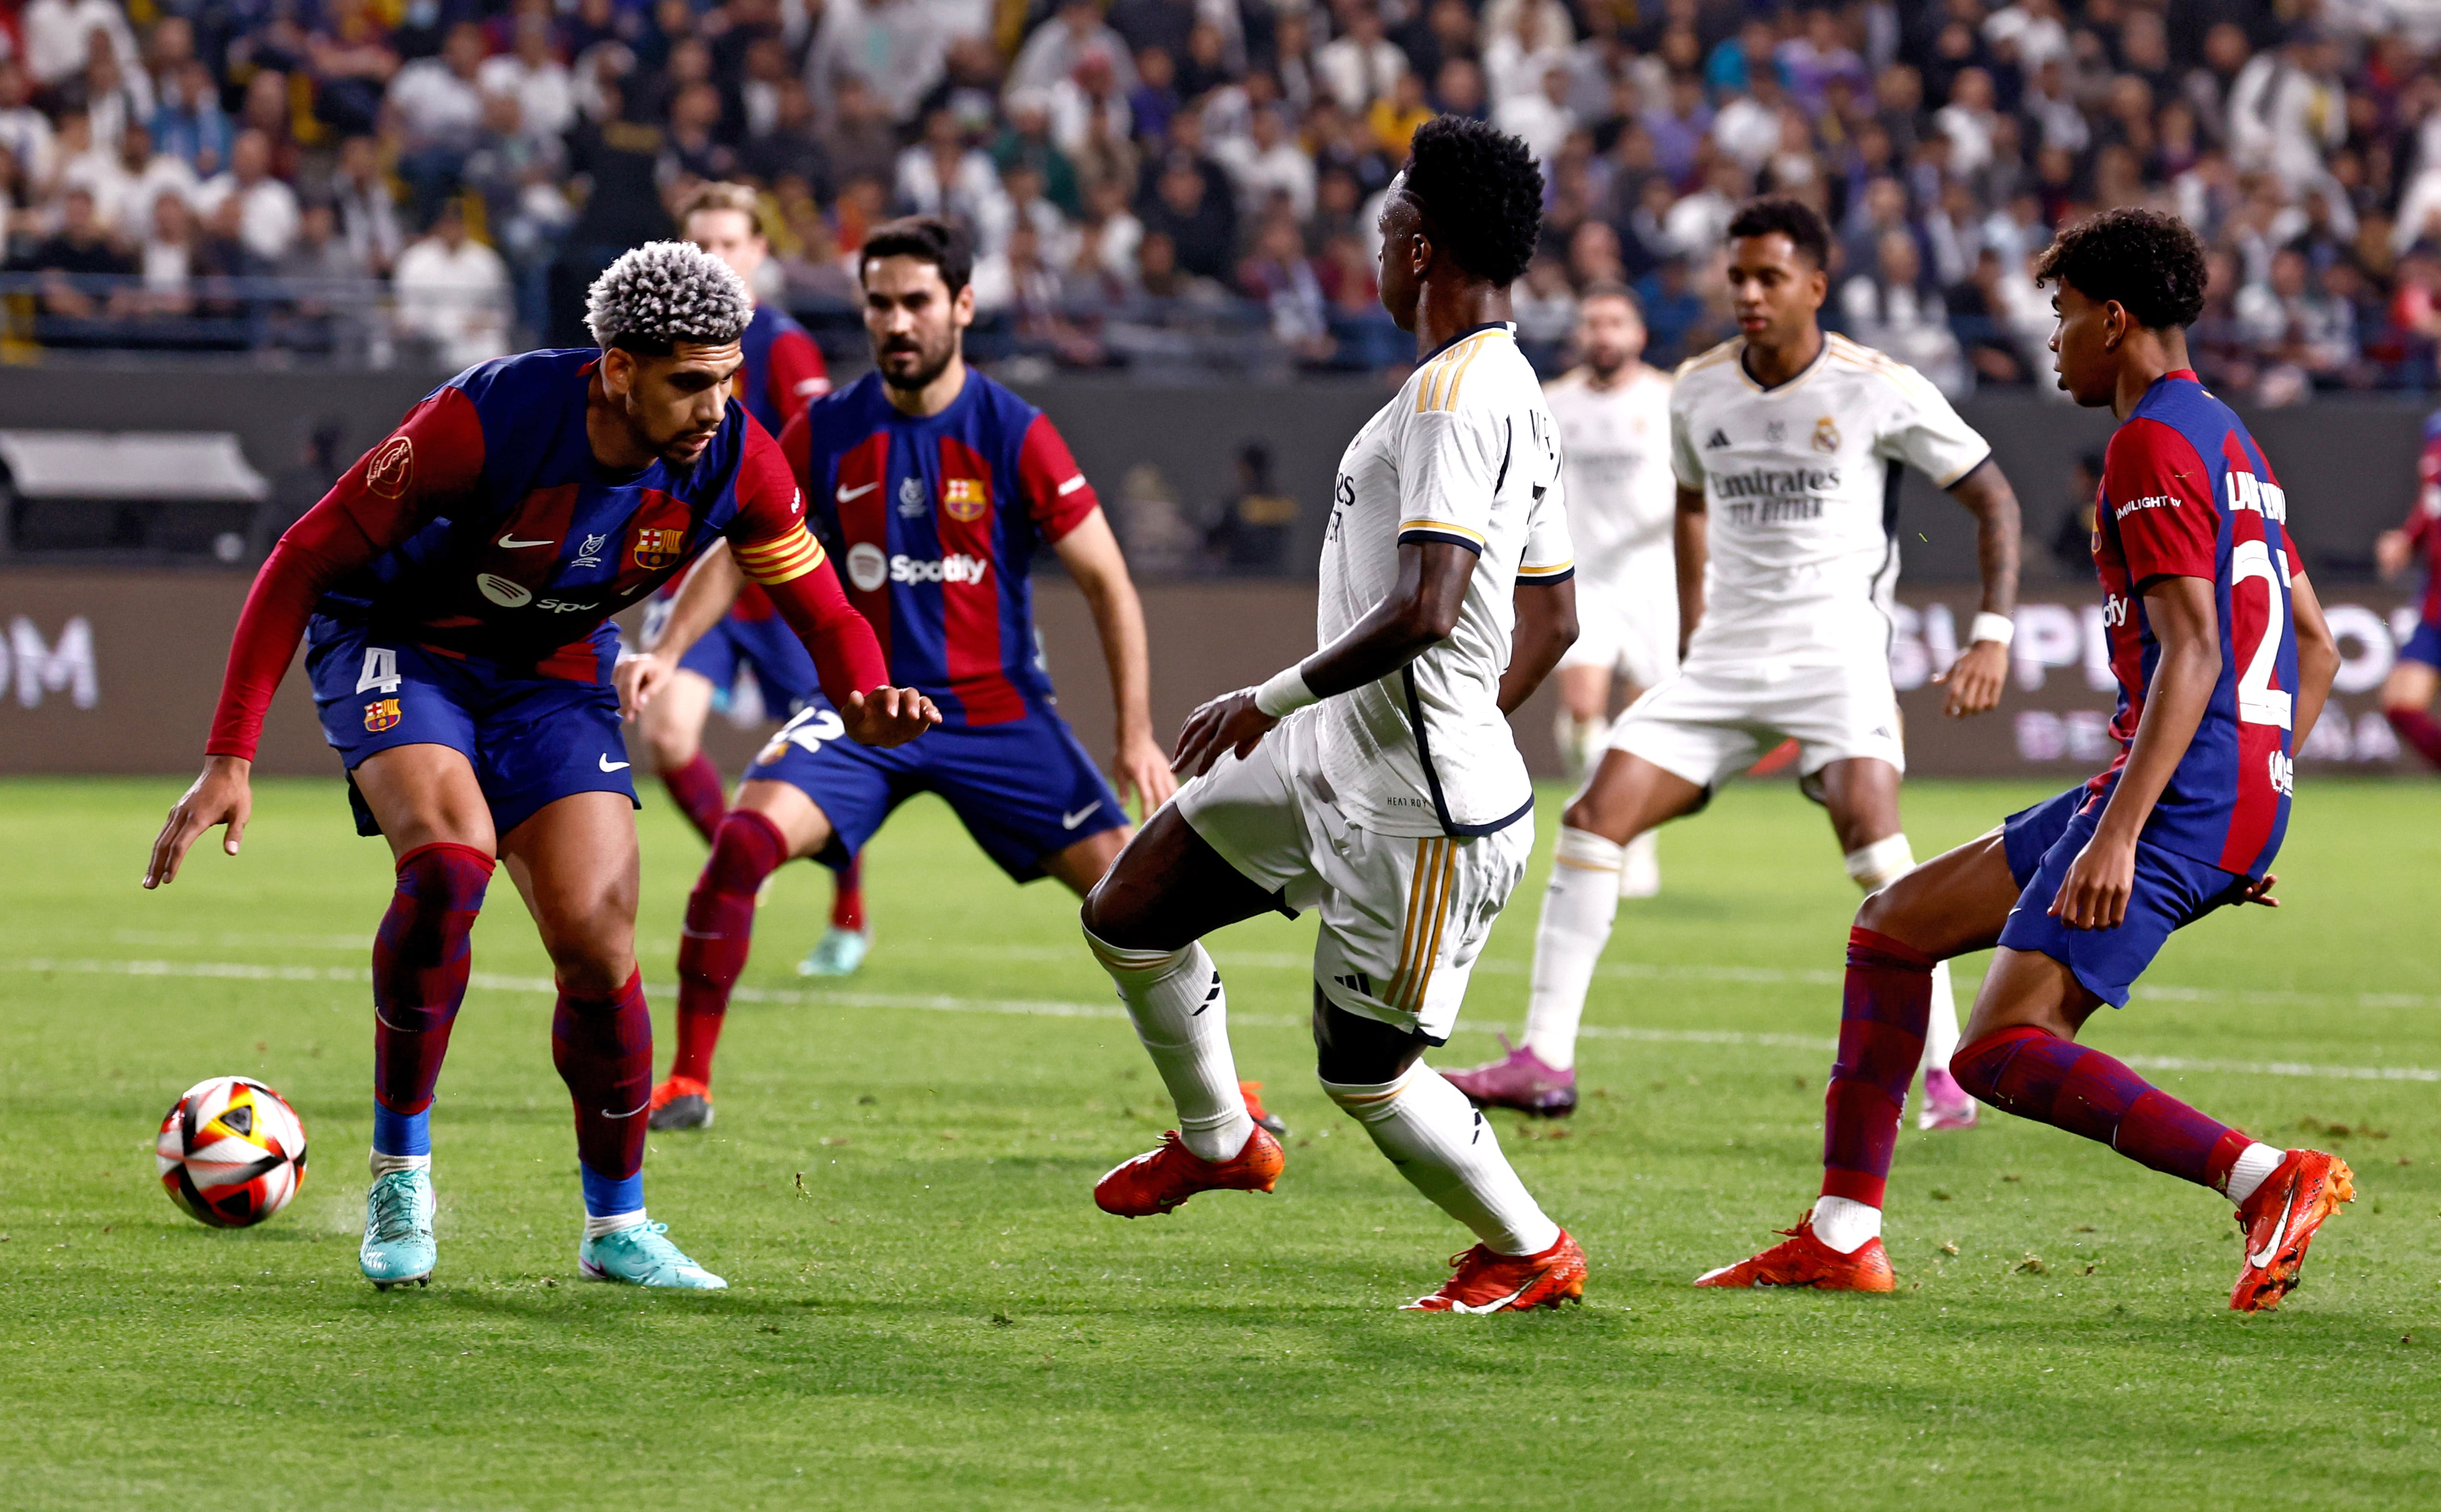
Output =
[
  {"x1": 2050, "y1": 574, "x2": 2218, "y2": 930},
  {"x1": 1051, "y1": 507, "x2": 1174, "y2": 813},
  {"x1": 1931, "y1": 457, "x2": 2022, "y2": 718},
  {"x1": 2289, "y1": 568, "x2": 2338, "y2": 754},
  {"x1": 1673, "y1": 485, "x2": 1706, "y2": 660},
  {"x1": 614, "y1": 542, "x2": 745, "y2": 722},
  {"x1": 1499, "y1": 578, "x2": 1579, "y2": 716},
  {"x1": 1171, "y1": 541, "x2": 1478, "y2": 776}
]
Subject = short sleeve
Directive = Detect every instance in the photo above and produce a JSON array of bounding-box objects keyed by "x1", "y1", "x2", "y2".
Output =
[
  {"x1": 2414, "y1": 427, "x2": 2441, "y2": 540},
  {"x1": 2103, "y1": 417, "x2": 2219, "y2": 583},
  {"x1": 725, "y1": 422, "x2": 829, "y2": 587},
  {"x1": 765, "y1": 328, "x2": 831, "y2": 413},
  {"x1": 1518, "y1": 476, "x2": 1575, "y2": 584},
  {"x1": 1669, "y1": 390, "x2": 1704, "y2": 492},
  {"x1": 1016, "y1": 412, "x2": 1098, "y2": 540},
  {"x1": 1871, "y1": 363, "x2": 1990, "y2": 487},
  {"x1": 1397, "y1": 406, "x2": 1504, "y2": 554}
]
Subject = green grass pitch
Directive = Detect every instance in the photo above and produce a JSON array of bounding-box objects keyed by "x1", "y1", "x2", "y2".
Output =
[{"x1": 4, "y1": 774, "x2": 2441, "y2": 1509}]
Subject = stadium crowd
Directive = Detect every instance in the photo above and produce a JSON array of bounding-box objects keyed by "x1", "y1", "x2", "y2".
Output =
[{"x1": 2, "y1": 0, "x2": 2441, "y2": 392}]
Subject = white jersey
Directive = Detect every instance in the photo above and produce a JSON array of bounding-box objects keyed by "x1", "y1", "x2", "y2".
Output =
[
  {"x1": 1669, "y1": 331, "x2": 1988, "y2": 666},
  {"x1": 1543, "y1": 363, "x2": 1676, "y2": 602},
  {"x1": 1314, "y1": 322, "x2": 1572, "y2": 838}
]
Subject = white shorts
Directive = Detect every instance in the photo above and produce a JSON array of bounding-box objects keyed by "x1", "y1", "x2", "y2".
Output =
[
  {"x1": 1609, "y1": 655, "x2": 1905, "y2": 790},
  {"x1": 1556, "y1": 578, "x2": 1676, "y2": 690},
  {"x1": 1173, "y1": 713, "x2": 1531, "y2": 1043}
]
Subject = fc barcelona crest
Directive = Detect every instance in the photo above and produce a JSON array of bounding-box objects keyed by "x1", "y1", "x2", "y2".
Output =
[
  {"x1": 364, "y1": 698, "x2": 402, "y2": 733},
  {"x1": 634, "y1": 527, "x2": 684, "y2": 571},
  {"x1": 943, "y1": 477, "x2": 987, "y2": 522}
]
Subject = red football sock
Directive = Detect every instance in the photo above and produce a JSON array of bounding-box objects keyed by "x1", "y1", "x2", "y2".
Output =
[
  {"x1": 1952, "y1": 1025, "x2": 2253, "y2": 1193},
  {"x1": 550, "y1": 968, "x2": 653, "y2": 1187},
  {"x1": 1820, "y1": 927, "x2": 1935, "y2": 1208},
  {"x1": 673, "y1": 809, "x2": 789, "y2": 1086},
  {"x1": 371, "y1": 841, "x2": 494, "y2": 1118},
  {"x1": 830, "y1": 852, "x2": 866, "y2": 932},
  {"x1": 2388, "y1": 708, "x2": 2441, "y2": 769},
  {"x1": 661, "y1": 752, "x2": 727, "y2": 843}
]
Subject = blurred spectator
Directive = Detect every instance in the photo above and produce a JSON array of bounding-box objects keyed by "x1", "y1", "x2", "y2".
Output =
[
  {"x1": 394, "y1": 198, "x2": 509, "y2": 366},
  {"x1": 21, "y1": 0, "x2": 136, "y2": 90},
  {"x1": 1316, "y1": 1, "x2": 1405, "y2": 114},
  {"x1": 389, "y1": 21, "x2": 489, "y2": 226},
  {"x1": 12, "y1": 184, "x2": 129, "y2": 317},
  {"x1": 897, "y1": 107, "x2": 1005, "y2": 228},
  {"x1": 1136, "y1": 121, "x2": 1233, "y2": 279},
  {"x1": 1495, "y1": 63, "x2": 1574, "y2": 167},
  {"x1": 808, "y1": 0, "x2": 962, "y2": 126},
  {"x1": 1236, "y1": 213, "x2": 1328, "y2": 357},
  {"x1": 194, "y1": 129, "x2": 300, "y2": 261},
  {"x1": 149, "y1": 61, "x2": 231, "y2": 178},
  {"x1": 1009, "y1": 0, "x2": 1135, "y2": 100},
  {"x1": 819, "y1": 77, "x2": 900, "y2": 190},
  {"x1": 1842, "y1": 226, "x2": 1967, "y2": 395},
  {"x1": 330, "y1": 134, "x2": 402, "y2": 276},
  {"x1": 1212, "y1": 104, "x2": 1312, "y2": 220},
  {"x1": 478, "y1": 11, "x2": 575, "y2": 141}
]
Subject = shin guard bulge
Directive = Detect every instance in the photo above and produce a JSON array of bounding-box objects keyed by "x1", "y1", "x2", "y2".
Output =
[
  {"x1": 1521, "y1": 827, "x2": 1626, "y2": 1071},
  {"x1": 553, "y1": 969, "x2": 655, "y2": 1216},
  {"x1": 1821, "y1": 928, "x2": 1935, "y2": 1208},
  {"x1": 1327, "y1": 1063, "x2": 1561, "y2": 1256},
  {"x1": 1084, "y1": 929, "x2": 1251, "y2": 1161},
  {"x1": 371, "y1": 842, "x2": 495, "y2": 1155},
  {"x1": 673, "y1": 809, "x2": 788, "y2": 1086},
  {"x1": 1951, "y1": 1025, "x2": 2254, "y2": 1192},
  {"x1": 662, "y1": 752, "x2": 730, "y2": 844}
]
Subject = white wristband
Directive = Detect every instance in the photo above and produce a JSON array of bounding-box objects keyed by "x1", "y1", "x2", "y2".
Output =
[
  {"x1": 1969, "y1": 612, "x2": 2015, "y2": 649},
  {"x1": 1254, "y1": 663, "x2": 1320, "y2": 718}
]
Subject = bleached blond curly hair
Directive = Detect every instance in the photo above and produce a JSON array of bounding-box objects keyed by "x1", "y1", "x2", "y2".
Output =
[{"x1": 584, "y1": 240, "x2": 752, "y2": 353}]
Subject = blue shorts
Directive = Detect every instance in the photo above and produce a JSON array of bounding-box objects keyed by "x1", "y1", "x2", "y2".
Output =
[
  {"x1": 745, "y1": 698, "x2": 1127, "y2": 881},
  {"x1": 1995, "y1": 782, "x2": 2251, "y2": 1008},
  {"x1": 675, "y1": 612, "x2": 821, "y2": 713},
  {"x1": 305, "y1": 617, "x2": 639, "y2": 839},
  {"x1": 2400, "y1": 620, "x2": 2441, "y2": 672}
]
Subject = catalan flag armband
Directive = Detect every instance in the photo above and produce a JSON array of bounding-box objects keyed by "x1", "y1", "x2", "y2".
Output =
[{"x1": 734, "y1": 522, "x2": 827, "y2": 586}]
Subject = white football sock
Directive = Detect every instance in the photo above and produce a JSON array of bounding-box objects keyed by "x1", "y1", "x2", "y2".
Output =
[
  {"x1": 1810, "y1": 1194, "x2": 1882, "y2": 1254},
  {"x1": 583, "y1": 1208, "x2": 647, "y2": 1240},
  {"x1": 1553, "y1": 708, "x2": 1611, "y2": 786},
  {"x1": 1841, "y1": 834, "x2": 1961, "y2": 1081},
  {"x1": 1325, "y1": 1063, "x2": 1561, "y2": 1256},
  {"x1": 1085, "y1": 929, "x2": 1253, "y2": 1162},
  {"x1": 369, "y1": 1151, "x2": 431, "y2": 1178},
  {"x1": 1618, "y1": 829, "x2": 1661, "y2": 898},
  {"x1": 1520, "y1": 827, "x2": 1625, "y2": 1072},
  {"x1": 2225, "y1": 1142, "x2": 2287, "y2": 1205}
]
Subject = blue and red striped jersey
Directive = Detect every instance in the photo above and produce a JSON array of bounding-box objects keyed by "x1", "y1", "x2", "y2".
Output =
[
  {"x1": 2406, "y1": 408, "x2": 2441, "y2": 628},
  {"x1": 661, "y1": 304, "x2": 830, "y2": 625},
  {"x1": 2088, "y1": 369, "x2": 2299, "y2": 878},
  {"x1": 316, "y1": 348, "x2": 814, "y2": 679},
  {"x1": 780, "y1": 369, "x2": 1100, "y2": 725}
]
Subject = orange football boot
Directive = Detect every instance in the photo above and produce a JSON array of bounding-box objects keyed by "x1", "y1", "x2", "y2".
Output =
[
  {"x1": 1404, "y1": 1229, "x2": 1587, "y2": 1312},
  {"x1": 1094, "y1": 1126, "x2": 1285, "y2": 1217},
  {"x1": 646, "y1": 1075, "x2": 712, "y2": 1132},
  {"x1": 2230, "y1": 1148, "x2": 2354, "y2": 1312},
  {"x1": 1694, "y1": 1216, "x2": 1896, "y2": 1291},
  {"x1": 1239, "y1": 1081, "x2": 1287, "y2": 1137}
]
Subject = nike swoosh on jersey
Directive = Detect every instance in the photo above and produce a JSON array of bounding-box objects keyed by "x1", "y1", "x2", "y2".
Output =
[
  {"x1": 498, "y1": 534, "x2": 556, "y2": 548},
  {"x1": 837, "y1": 481, "x2": 879, "y2": 502},
  {"x1": 1062, "y1": 802, "x2": 1103, "y2": 829},
  {"x1": 2248, "y1": 1186, "x2": 2297, "y2": 1269},
  {"x1": 599, "y1": 755, "x2": 631, "y2": 771}
]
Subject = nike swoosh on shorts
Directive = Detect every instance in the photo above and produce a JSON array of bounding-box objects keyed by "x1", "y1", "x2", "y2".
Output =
[{"x1": 1062, "y1": 802, "x2": 1103, "y2": 829}]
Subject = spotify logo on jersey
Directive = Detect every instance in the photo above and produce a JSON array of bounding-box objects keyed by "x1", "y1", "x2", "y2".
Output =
[
  {"x1": 477, "y1": 574, "x2": 533, "y2": 607},
  {"x1": 846, "y1": 542, "x2": 889, "y2": 593}
]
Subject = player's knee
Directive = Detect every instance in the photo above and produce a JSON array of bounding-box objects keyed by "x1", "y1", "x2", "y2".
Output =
[
  {"x1": 1310, "y1": 992, "x2": 1425, "y2": 1086},
  {"x1": 1852, "y1": 873, "x2": 1933, "y2": 943},
  {"x1": 548, "y1": 941, "x2": 634, "y2": 1000}
]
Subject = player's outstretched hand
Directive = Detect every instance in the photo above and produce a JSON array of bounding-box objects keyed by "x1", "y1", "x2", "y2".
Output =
[
  {"x1": 1171, "y1": 689, "x2": 1278, "y2": 778},
  {"x1": 1932, "y1": 638, "x2": 2009, "y2": 718},
  {"x1": 1116, "y1": 730, "x2": 1178, "y2": 815},
  {"x1": 614, "y1": 650, "x2": 673, "y2": 723},
  {"x1": 2236, "y1": 871, "x2": 2281, "y2": 908},
  {"x1": 145, "y1": 755, "x2": 253, "y2": 890},
  {"x1": 2048, "y1": 833, "x2": 2135, "y2": 931},
  {"x1": 842, "y1": 686, "x2": 941, "y2": 747}
]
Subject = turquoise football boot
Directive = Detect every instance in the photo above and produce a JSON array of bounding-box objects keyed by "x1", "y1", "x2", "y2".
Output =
[
  {"x1": 360, "y1": 1168, "x2": 436, "y2": 1289},
  {"x1": 578, "y1": 1221, "x2": 728, "y2": 1289},
  {"x1": 797, "y1": 925, "x2": 871, "y2": 978}
]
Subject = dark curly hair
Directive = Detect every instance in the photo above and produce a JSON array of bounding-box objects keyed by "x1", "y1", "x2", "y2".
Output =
[
  {"x1": 2032, "y1": 208, "x2": 2208, "y2": 330},
  {"x1": 1725, "y1": 197, "x2": 1832, "y2": 269},
  {"x1": 1400, "y1": 116, "x2": 1543, "y2": 287},
  {"x1": 860, "y1": 214, "x2": 975, "y2": 295}
]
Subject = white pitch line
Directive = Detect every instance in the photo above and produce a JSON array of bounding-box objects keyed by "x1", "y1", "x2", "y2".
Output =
[{"x1": 7, "y1": 955, "x2": 2438, "y2": 1085}]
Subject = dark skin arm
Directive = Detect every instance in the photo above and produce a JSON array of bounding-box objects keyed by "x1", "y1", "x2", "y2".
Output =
[
  {"x1": 2051, "y1": 573, "x2": 2217, "y2": 929},
  {"x1": 1929, "y1": 458, "x2": 2022, "y2": 718},
  {"x1": 1172, "y1": 541, "x2": 1477, "y2": 775},
  {"x1": 1673, "y1": 485, "x2": 1706, "y2": 660},
  {"x1": 1498, "y1": 577, "x2": 1579, "y2": 715}
]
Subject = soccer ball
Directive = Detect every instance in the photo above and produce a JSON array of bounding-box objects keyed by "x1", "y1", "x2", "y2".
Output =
[{"x1": 155, "y1": 1076, "x2": 310, "y2": 1228}]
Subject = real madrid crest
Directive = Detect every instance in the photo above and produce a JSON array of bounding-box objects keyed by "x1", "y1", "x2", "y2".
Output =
[{"x1": 1813, "y1": 416, "x2": 1841, "y2": 454}]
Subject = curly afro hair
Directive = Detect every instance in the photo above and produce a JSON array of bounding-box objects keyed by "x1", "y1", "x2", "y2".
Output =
[
  {"x1": 2033, "y1": 208, "x2": 2208, "y2": 330},
  {"x1": 1725, "y1": 197, "x2": 1832, "y2": 269},
  {"x1": 1400, "y1": 115, "x2": 1544, "y2": 288},
  {"x1": 585, "y1": 240, "x2": 752, "y2": 354}
]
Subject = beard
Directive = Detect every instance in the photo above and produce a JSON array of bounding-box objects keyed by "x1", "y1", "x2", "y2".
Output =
[{"x1": 877, "y1": 332, "x2": 957, "y2": 393}]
